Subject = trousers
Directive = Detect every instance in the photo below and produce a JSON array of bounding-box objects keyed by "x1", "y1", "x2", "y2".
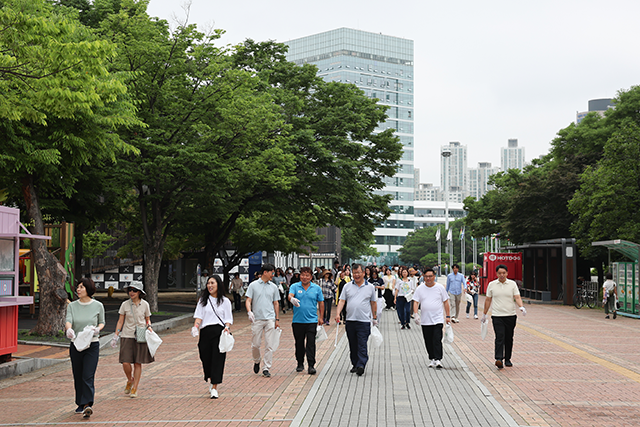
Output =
[
  {"x1": 292, "y1": 323, "x2": 317, "y2": 367},
  {"x1": 492, "y1": 315, "x2": 517, "y2": 361},
  {"x1": 251, "y1": 319, "x2": 278, "y2": 370}
]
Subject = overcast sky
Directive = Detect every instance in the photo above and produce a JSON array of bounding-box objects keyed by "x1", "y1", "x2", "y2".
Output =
[{"x1": 148, "y1": 0, "x2": 640, "y2": 184}]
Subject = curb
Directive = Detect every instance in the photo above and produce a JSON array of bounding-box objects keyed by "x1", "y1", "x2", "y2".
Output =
[{"x1": 0, "y1": 313, "x2": 193, "y2": 381}]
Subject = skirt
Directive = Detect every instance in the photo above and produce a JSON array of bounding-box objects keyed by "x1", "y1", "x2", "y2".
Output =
[{"x1": 119, "y1": 337, "x2": 155, "y2": 364}]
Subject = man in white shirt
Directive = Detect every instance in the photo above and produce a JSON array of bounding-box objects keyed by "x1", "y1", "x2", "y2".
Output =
[
  {"x1": 482, "y1": 264, "x2": 526, "y2": 369},
  {"x1": 412, "y1": 268, "x2": 450, "y2": 368}
]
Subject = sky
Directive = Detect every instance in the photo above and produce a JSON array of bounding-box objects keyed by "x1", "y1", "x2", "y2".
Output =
[{"x1": 147, "y1": 0, "x2": 640, "y2": 184}]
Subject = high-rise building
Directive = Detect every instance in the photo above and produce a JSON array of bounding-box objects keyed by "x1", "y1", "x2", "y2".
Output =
[
  {"x1": 286, "y1": 28, "x2": 414, "y2": 265},
  {"x1": 576, "y1": 98, "x2": 614, "y2": 124},
  {"x1": 441, "y1": 141, "x2": 467, "y2": 199},
  {"x1": 415, "y1": 183, "x2": 441, "y2": 201},
  {"x1": 501, "y1": 139, "x2": 525, "y2": 172},
  {"x1": 467, "y1": 162, "x2": 501, "y2": 200}
]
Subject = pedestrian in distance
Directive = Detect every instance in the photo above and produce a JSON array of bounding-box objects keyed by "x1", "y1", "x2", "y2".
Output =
[
  {"x1": 603, "y1": 272, "x2": 618, "y2": 319},
  {"x1": 319, "y1": 269, "x2": 337, "y2": 325},
  {"x1": 245, "y1": 263, "x2": 280, "y2": 377},
  {"x1": 65, "y1": 278, "x2": 105, "y2": 418},
  {"x1": 382, "y1": 267, "x2": 396, "y2": 310},
  {"x1": 191, "y1": 274, "x2": 233, "y2": 398},
  {"x1": 394, "y1": 267, "x2": 414, "y2": 329},
  {"x1": 465, "y1": 272, "x2": 480, "y2": 319},
  {"x1": 481, "y1": 264, "x2": 527, "y2": 369},
  {"x1": 230, "y1": 272, "x2": 244, "y2": 312},
  {"x1": 412, "y1": 268, "x2": 450, "y2": 368},
  {"x1": 446, "y1": 264, "x2": 466, "y2": 323},
  {"x1": 273, "y1": 268, "x2": 288, "y2": 314},
  {"x1": 112, "y1": 281, "x2": 154, "y2": 399},
  {"x1": 289, "y1": 266, "x2": 325, "y2": 375},
  {"x1": 335, "y1": 264, "x2": 378, "y2": 377}
]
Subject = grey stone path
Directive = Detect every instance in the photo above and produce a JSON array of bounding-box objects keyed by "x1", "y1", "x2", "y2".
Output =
[{"x1": 291, "y1": 309, "x2": 519, "y2": 427}]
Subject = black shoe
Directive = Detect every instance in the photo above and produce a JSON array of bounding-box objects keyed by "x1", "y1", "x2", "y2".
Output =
[
  {"x1": 495, "y1": 360, "x2": 503, "y2": 369},
  {"x1": 350, "y1": 366, "x2": 358, "y2": 373},
  {"x1": 75, "y1": 406, "x2": 84, "y2": 415},
  {"x1": 263, "y1": 369, "x2": 271, "y2": 378},
  {"x1": 505, "y1": 360, "x2": 513, "y2": 367},
  {"x1": 253, "y1": 363, "x2": 260, "y2": 374},
  {"x1": 406, "y1": 323, "x2": 411, "y2": 329},
  {"x1": 308, "y1": 367, "x2": 317, "y2": 375},
  {"x1": 605, "y1": 315, "x2": 610, "y2": 319},
  {"x1": 296, "y1": 364, "x2": 304, "y2": 372},
  {"x1": 613, "y1": 312, "x2": 617, "y2": 319},
  {"x1": 356, "y1": 366, "x2": 364, "y2": 376},
  {"x1": 401, "y1": 325, "x2": 406, "y2": 330}
]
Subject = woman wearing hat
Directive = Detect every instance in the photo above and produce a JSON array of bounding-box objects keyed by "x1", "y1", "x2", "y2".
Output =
[{"x1": 112, "y1": 281, "x2": 154, "y2": 398}]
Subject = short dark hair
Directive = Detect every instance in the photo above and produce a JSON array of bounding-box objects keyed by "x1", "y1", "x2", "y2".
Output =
[
  {"x1": 79, "y1": 277, "x2": 96, "y2": 297},
  {"x1": 452, "y1": 264, "x2": 460, "y2": 269},
  {"x1": 423, "y1": 267, "x2": 435, "y2": 275},
  {"x1": 605, "y1": 272, "x2": 613, "y2": 280},
  {"x1": 352, "y1": 263, "x2": 364, "y2": 272},
  {"x1": 300, "y1": 266, "x2": 313, "y2": 275},
  {"x1": 496, "y1": 264, "x2": 508, "y2": 272},
  {"x1": 260, "y1": 263, "x2": 276, "y2": 274}
]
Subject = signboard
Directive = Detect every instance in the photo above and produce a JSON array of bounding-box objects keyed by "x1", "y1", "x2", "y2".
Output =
[{"x1": 93, "y1": 265, "x2": 144, "y2": 290}]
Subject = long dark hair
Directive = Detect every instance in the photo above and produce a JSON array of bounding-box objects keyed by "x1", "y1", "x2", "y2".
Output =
[{"x1": 199, "y1": 275, "x2": 225, "y2": 306}]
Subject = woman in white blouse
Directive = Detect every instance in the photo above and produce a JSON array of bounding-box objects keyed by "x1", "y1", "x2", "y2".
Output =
[{"x1": 191, "y1": 275, "x2": 233, "y2": 399}]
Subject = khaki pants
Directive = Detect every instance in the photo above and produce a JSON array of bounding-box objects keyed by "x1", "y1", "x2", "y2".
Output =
[
  {"x1": 251, "y1": 319, "x2": 278, "y2": 370},
  {"x1": 449, "y1": 293, "x2": 462, "y2": 318}
]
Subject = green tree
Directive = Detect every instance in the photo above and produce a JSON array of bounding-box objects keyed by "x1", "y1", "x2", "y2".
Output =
[
  {"x1": 399, "y1": 220, "x2": 471, "y2": 266},
  {"x1": 0, "y1": 0, "x2": 140, "y2": 334}
]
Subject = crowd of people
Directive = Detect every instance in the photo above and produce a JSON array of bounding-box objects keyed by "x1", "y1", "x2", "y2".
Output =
[{"x1": 64, "y1": 261, "x2": 534, "y2": 418}]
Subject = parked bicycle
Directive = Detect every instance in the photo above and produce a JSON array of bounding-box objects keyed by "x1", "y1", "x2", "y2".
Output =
[{"x1": 574, "y1": 285, "x2": 597, "y2": 309}]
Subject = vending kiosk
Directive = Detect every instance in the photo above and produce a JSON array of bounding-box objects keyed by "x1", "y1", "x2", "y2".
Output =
[{"x1": 479, "y1": 252, "x2": 523, "y2": 294}]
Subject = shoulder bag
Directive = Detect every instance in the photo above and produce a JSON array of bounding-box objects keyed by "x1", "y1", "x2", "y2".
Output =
[{"x1": 130, "y1": 300, "x2": 148, "y2": 343}]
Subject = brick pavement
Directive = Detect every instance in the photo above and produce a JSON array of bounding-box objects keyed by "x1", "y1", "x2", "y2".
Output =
[{"x1": 2, "y1": 290, "x2": 640, "y2": 427}]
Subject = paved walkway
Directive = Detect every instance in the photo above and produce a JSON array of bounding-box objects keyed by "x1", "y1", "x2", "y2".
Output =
[{"x1": 2, "y1": 287, "x2": 640, "y2": 426}]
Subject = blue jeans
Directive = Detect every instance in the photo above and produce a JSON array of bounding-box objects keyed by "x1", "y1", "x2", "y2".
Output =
[
  {"x1": 396, "y1": 296, "x2": 410, "y2": 326},
  {"x1": 345, "y1": 321, "x2": 371, "y2": 368},
  {"x1": 466, "y1": 293, "x2": 479, "y2": 316}
]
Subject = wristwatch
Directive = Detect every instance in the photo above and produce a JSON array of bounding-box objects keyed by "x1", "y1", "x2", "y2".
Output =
[{"x1": 275, "y1": 319, "x2": 280, "y2": 321}]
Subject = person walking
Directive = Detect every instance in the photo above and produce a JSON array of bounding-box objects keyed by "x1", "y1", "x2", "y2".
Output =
[
  {"x1": 603, "y1": 272, "x2": 618, "y2": 319},
  {"x1": 382, "y1": 267, "x2": 396, "y2": 310},
  {"x1": 319, "y1": 269, "x2": 337, "y2": 325},
  {"x1": 465, "y1": 272, "x2": 480, "y2": 319},
  {"x1": 446, "y1": 264, "x2": 465, "y2": 323},
  {"x1": 273, "y1": 268, "x2": 288, "y2": 314},
  {"x1": 289, "y1": 267, "x2": 324, "y2": 375},
  {"x1": 65, "y1": 278, "x2": 105, "y2": 418},
  {"x1": 335, "y1": 264, "x2": 377, "y2": 376},
  {"x1": 230, "y1": 273, "x2": 244, "y2": 312},
  {"x1": 245, "y1": 263, "x2": 280, "y2": 377},
  {"x1": 191, "y1": 274, "x2": 233, "y2": 398},
  {"x1": 394, "y1": 267, "x2": 414, "y2": 329},
  {"x1": 481, "y1": 264, "x2": 527, "y2": 369},
  {"x1": 412, "y1": 268, "x2": 450, "y2": 368},
  {"x1": 113, "y1": 281, "x2": 154, "y2": 399}
]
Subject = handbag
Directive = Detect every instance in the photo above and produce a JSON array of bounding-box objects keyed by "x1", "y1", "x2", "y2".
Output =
[{"x1": 130, "y1": 300, "x2": 148, "y2": 343}]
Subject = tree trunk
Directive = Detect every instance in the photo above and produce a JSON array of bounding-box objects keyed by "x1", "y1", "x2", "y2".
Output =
[
  {"x1": 143, "y1": 230, "x2": 165, "y2": 313},
  {"x1": 23, "y1": 176, "x2": 68, "y2": 336}
]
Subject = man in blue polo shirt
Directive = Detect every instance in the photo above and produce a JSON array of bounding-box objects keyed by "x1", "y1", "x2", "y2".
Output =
[
  {"x1": 335, "y1": 264, "x2": 377, "y2": 376},
  {"x1": 446, "y1": 264, "x2": 466, "y2": 323},
  {"x1": 289, "y1": 266, "x2": 324, "y2": 375}
]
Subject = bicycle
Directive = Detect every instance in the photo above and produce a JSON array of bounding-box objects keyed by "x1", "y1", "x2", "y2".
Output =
[{"x1": 574, "y1": 286, "x2": 597, "y2": 309}]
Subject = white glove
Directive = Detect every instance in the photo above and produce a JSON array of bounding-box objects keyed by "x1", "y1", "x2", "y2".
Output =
[
  {"x1": 248, "y1": 311, "x2": 255, "y2": 323},
  {"x1": 66, "y1": 328, "x2": 76, "y2": 340},
  {"x1": 191, "y1": 326, "x2": 199, "y2": 337},
  {"x1": 372, "y1": 319, "x2": 378, "y2": 327},
  {"x1": 110, "y1": 335, "x2": 120, "y2": 348},
  {"x1": 92, "y1": 326, "x2": 101, "y2": 336},
  {"x1": 519, "y1": 306, "x2": 527, "y2": 316},
  {"x1": 481, "y1": 314, "x2": 488, "y2": 324},
  {"x1": 291, "y1": 297, "x2": 300, "y2": 307},
  {"x1": 413, "y1": 313, "x2": 421, "y2": 325}
]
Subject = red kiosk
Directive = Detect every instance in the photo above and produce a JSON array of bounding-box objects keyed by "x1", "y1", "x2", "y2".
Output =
[
  {"x1": 0, "y1": 206, "x2": 50, "y2": 362},
  {"x1": 479, "y1": 252, "x2": 523, "y2": 294}
]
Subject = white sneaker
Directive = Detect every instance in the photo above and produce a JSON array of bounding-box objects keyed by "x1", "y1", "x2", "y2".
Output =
[
  {"x1": 428, "y1": 360, "x2": 436, "y2": 368},
  {"x1": 435, "y1": 360, "x2": 443, "y2": 369},
  {"x1": 474, "y1": 314, "x2": 478, "y2": 319},
  {"x1": 210, "y1": 388, "x2": 219, "y2": 399},
  {"x1": 466, "y1": 314, "x2": 470, "y2": 319}
]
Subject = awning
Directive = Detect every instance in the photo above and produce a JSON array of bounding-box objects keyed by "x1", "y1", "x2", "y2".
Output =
[{"x1": 592, "y1": 239, "x2": 640, "y2": 262}]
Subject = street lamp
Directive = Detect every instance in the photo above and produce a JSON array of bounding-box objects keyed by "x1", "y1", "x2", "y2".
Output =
[{"x1": 442, "y1": 148, "x2": 452, "y2": 270}]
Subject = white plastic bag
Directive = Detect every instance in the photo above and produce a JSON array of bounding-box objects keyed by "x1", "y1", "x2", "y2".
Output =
[
  {"x1": 272, "y1": 327, "x2": 282, "y2": 351},
  {"x1": 316, "y1": 325, "x2": 328, "y2": 342},
  {"x1": 73, "y1": 325, "x2": 94, "y2": 352},
  {"x1": 480, "y1": 320, "x2": 488, "y2": 340},
  {"x1": 405, "y1": 290, "x2": 414, "y2": 302},
  {"x1": 443, "y1": 324, "x2": 454, "y2": 343},
  {"x1": 377, "y1": 296, "x2": 386, "y2": 318},
  {"x1": 146, "y1": 329, "x2": 163, "y2": 357},
  {"x1": 465, "y1": 293, "x2": 473, "y2": 304},
  {"x1": 369, "y1": 326, "x2": 383, "y2": 349},
  {"x1": 218, "y1": 330, "x2": 234, "y2": 353}
]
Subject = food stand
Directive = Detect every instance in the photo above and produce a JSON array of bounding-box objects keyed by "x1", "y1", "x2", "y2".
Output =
[{"x1": 0, "y1": 206, "x2": 50, "y2": 360}]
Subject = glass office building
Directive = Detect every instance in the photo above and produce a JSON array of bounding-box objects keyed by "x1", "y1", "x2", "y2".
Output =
[{"x1": 286, "y1": 28, "x2": 414, "y2": 265}]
